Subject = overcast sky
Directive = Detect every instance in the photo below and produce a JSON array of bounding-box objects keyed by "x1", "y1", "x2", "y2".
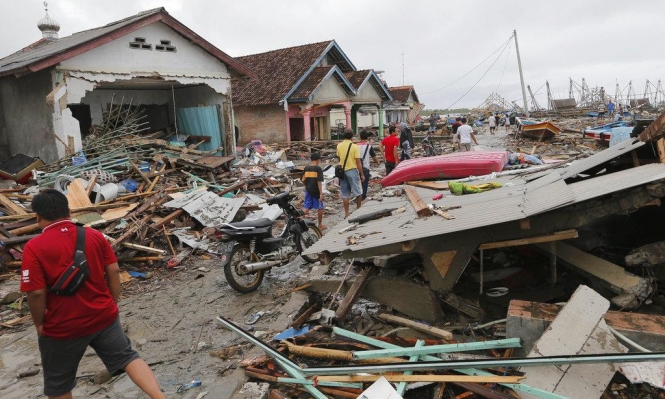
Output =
[{"x1": 2, "y1": 0, "x2": 664, "y2": 110}]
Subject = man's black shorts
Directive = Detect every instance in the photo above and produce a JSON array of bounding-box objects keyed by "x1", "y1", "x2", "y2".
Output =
[{"x1": 38, "y1": 317, "x2": 140, "y2": 397}]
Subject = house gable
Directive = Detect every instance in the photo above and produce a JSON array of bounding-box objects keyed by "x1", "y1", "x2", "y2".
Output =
[
  {"x1": 311, "y1": 75, "x2": 349, "y2": 104},
  {"x1": 59, "y1": 22, "x2": 228, "y2": 77}
]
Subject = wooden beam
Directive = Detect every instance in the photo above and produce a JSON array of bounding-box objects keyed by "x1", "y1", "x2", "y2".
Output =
[
  {"x1": 657, "y1": 138, "x2": 665, "y2": 164},
  {"x1": 85, "y1": 174, "x2": 98, "y2": 196},
  {"x1": 377, "y1": 313, "x2": 453, "y2": 340},
  {"x1": 406, "y1": 181, "x2": 449, "y2": 190},
  {"x1": 335, "y1": 267, "x2": 373, "y2": 320},
  {"x1": 0, "y1": 194, "x2": 27, "y2": 215},
  {"x1": 404, "y1": 186, "x2": 432, "y2": 217},
  {"x1": 479, "y1": 229, "x2": 578, "y2": 250}
]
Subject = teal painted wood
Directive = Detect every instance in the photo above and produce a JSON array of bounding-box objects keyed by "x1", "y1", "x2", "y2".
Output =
[
  {"x1": 333, "y1": 327, "x2": 570, "y2": 399},
  {"x1": 352, "y1": 338, "x2": 521, "y2": 360},
  {"x1": 176, "y1": 105, "x2": 222, "y2": 152},
  {"x1": 274, "y1": 359, "x2": 328, "y2": 399},
  {"x1": 396, "y1": 340, "x2": 424, "y2": 396}
]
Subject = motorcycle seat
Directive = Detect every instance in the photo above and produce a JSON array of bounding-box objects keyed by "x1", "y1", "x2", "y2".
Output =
[{"x1": 225, "y1": 218, "x2": 273, "y2": 229}]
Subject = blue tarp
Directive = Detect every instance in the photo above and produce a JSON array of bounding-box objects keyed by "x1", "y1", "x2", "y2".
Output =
[{"x1": 176, "y1": 105, "x2": 223, "y2": 152}]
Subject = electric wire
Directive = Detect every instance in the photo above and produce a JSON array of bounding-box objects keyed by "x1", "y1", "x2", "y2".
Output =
[
  {"x1": 421, "y1": 35, "x2": 513, "y2": 95},
  {"x1": 494, "y1": 42, "x2": 512, "y2": 93},
  {"x1": 441, "y1": 39, "x2": 512, "y2": 111}
]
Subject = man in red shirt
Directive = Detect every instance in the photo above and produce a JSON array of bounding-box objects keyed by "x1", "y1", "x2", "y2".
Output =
[
  {"x1": 379, "y1": 125, "x2": 400, "y2": 175},
  {"x1": 21, "y1": 189, "x2": 165, "y2": 399}
]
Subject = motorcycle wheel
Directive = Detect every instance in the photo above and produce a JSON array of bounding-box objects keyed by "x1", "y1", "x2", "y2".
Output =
[
  {"x1": 223, "y1": 245, "x2": 264, "y2": 293},
  {"x1": 297, "y1": 225, "x2": 323, "y2": 263}
]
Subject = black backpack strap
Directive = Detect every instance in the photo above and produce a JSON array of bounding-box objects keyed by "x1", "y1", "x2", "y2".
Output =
[
  {"x1": 362, "y1": 144, "x2": 370, "y2": 161},
  {"x1": 75, "y1": 225, "x2": 86, "y2": 254},
  {"x1": 342, "y1": 142, "x2": 353, "y2": 169}
]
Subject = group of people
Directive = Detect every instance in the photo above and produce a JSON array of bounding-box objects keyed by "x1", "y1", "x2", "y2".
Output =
[{"x1": 450, "y1": 117, "x2": 479, "y2": 151}]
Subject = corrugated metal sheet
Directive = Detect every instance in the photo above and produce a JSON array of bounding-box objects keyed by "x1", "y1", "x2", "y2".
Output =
[
  {"x1": 560, "y1": 139, "x2": 645, "y2": 179},
  {"x1": 303, "y1": 174, "x2": 573, "y2": 256},
  {"x1": 0, "y1": 9, "x2": 162, "y2": 74},
  {"x1": 567, "y1": 163, "x2": 665, "y2": 204}
]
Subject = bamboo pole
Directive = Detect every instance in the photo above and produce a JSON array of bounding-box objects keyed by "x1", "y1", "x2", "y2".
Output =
[{"x1": 314, "y1": 374, "x2": 523, "y2": 383}]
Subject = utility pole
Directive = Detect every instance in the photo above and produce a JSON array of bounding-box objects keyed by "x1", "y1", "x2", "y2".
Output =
[
  {"x1": 546, "y1": 80, "x2": 554, "y2": 111},
  {"x1": 513, "y1": 30, "x2": 529, "y2": 117}
]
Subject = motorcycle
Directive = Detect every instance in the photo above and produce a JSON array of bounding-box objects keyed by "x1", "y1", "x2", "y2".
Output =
[
  {"x1": 421, "y1": 134, "x2": 437, "y2": 157},
  {"x1": 212, "y1": 192, "x2": 322, "y2": 293}
]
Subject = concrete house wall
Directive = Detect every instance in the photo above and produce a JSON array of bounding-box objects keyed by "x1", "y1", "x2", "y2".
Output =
[{"x1": 0, "y1": 69, "x2": 56, "y2": 162}]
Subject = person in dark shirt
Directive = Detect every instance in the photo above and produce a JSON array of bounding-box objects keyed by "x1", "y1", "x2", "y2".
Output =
[
  {"x1": 399, "y1": 122, "x2": 414, "y2": 161},
  {"x1": 451, "y1": 117, "x2": 463, "y2": 151},
  {"x1": 301, "y1": 152, "x2": 326, "y2": 230}
]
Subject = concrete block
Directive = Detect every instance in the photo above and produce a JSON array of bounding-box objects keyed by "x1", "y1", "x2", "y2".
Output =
[
  {"x1": 507, "y1": 299, "x2": 665, "y2": 356},
  {"x1": 519, "y1": 285, "x2": 627, "y2": 399},
  {"x1": 236, "y1": 382, "x2": 270, "y2": 399}
]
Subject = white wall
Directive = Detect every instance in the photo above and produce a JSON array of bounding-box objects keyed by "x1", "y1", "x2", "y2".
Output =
[
  {"x1": 60, "y1": 22, "x2": 230, "y2": 79},
  {"x1": 354, "y1": 81, "x2": 383, "y2": 103},
  {"x1": 312, "y1": 78, "x2": 349, "y2": 104}
]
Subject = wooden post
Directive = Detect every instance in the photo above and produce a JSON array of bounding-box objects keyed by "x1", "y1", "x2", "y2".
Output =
[
  {"x1": 377, "y1": 313, "x2": 453, "y2": 340},
  {"x1": 334, "y1": 267, "x2": 373, "y2": 320},
  {"x1": 404, "y1": 186, "x2": 433, "y2": 217},
  {"x1": 549, "y1": 241, "x2": 557, "y2": 286}
]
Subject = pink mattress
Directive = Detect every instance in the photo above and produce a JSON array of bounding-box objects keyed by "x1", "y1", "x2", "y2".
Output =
[{"x1": 381, "y1": 151, "x2": 509, "y2": 187}]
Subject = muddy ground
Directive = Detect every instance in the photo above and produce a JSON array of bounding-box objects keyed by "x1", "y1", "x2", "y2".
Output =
[{"x1": 0, "y1": 127, "x2": 509, "y2": 399}]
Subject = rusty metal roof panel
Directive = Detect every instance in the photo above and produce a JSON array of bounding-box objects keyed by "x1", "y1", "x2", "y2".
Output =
[
  {"x1": 304, "y1": 175, "x2": 574, "y2": 256},
  {"x1": 559, "y1": 139, "x2": 645, "y2": 180},
  {"x1": 567, "y1": 163, "x2": 665, "y2": 204}
]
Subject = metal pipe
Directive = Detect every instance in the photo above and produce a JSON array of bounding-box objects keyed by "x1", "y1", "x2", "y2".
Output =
[
  {"x1": 352, "y1": 338, "x2": 521, "y2": 360},
  {"x1": 240, "y1": 259, "x2": 288, "y2": 273},
  {"x1": 300, "y1": 352, "x2": 665, "y2": 376}
]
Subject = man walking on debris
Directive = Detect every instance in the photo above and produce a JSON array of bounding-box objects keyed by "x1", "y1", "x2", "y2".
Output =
[
  {"x1": 379, "y1": 125, "x2": 400, "y2": 175},
  {"x1": 399, "y1": 122, "x2": 413, "y2": 161},
  {"x1": 357, "y1": 130, "x2": 379, "y2": 200},
  {"x1": 20, "y1": 189, "x2": 165, "y2": 399},
  {"x1": 336, "y1": 129, "x2": 364, "y2": 218},
  {"x1": 301, "y1": 152, "x2": 326, "y2": 230},
  {"x1": 458, "y1": 117, "x2": 478, "y2": 151},
  {"x1": 428, "y1": 113, "x2": 438, "y2": 133},
  {"x1": 488, "y1": 113, "x2": 497, "y2": 135},
  {"x1": 451, "y1": 117, "x2": 462, "y2": 151}
]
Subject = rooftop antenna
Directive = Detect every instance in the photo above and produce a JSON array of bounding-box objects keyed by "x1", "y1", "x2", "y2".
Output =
[{"x1": 401, "y1": 50, "x2": 405, "y2": 86}]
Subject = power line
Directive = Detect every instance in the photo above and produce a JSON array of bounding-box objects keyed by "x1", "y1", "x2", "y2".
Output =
[
  {"x1": 421, "y1": 35, "x2": 513, "y2": 95},
  {"x1": 494, "y1": 41, "x2": 512, "y2": 93},
  {"x1": 441, "y1": 39, "x2": 512, "y2": 111}
]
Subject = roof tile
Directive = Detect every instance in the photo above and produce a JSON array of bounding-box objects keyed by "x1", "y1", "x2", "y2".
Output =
[{"x1": 232, "y1": 40, "x2": 332, "y2": 107}]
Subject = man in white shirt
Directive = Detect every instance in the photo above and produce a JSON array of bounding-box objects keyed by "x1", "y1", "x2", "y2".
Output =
[{"x1": 457, "y1": 117, "x2": 478, "y2": 152}]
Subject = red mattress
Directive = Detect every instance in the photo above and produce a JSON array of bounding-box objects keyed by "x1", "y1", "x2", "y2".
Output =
[{"x1": 381, "y1": 151, "x2": 509, "y2": 187}]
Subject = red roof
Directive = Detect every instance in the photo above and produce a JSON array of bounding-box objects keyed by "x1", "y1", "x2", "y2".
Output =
[
  {"x1": 232, "y1": 40, "x2": 333, "y2": 107},
  {"x1": 389, "y1": 85, "x2": 420, "y2": 103},
  {"x1": 344, "y1": 70, "x2": 372, "y2": 90}
]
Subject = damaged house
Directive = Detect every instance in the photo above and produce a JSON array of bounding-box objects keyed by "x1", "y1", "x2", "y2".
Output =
[
  {"x1": 385, "y1": 85, "x2": 423, "y2": 124},
  {"x1": 232, "y1": 40, "x2": 392, "y2": 143},
  {"x1": 0, "y1": 7, "x2": 253, "y2": 164}
]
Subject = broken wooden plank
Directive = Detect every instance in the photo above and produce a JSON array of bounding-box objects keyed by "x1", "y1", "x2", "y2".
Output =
[
  {"x1": 406, "y1": 181, "x2": 449, "y2": 190},
  {"x1": 404, "y1": 186, "x2": 432, "y2": 217},
  {"x1": 536, "y1": 242, "x2": 652, "y2": 308},
  {"x1": 122, "y1": 243, "x2": 167, "y2": 255},
  {"x1": 479, "y1": 229, "x2": 578, "y2": 250},
  {"x1": 65, "y1": 178, "x2": 93, "y2": 208},
  {"x1": 377, "y1": 313, "x2": 453, "y2": 340},
  {"x1": 348, "y1": 209, "x2": 396, "y2": 225},
  {"x1": 85, "y1": 174, "x2": 98, "y2": 196},
  {"x1": 335, "y1": 267, "x2": 374, "y2": 320},
  {"x1": 0, "y1": 194, "x2": 27, "y2": 215}
]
